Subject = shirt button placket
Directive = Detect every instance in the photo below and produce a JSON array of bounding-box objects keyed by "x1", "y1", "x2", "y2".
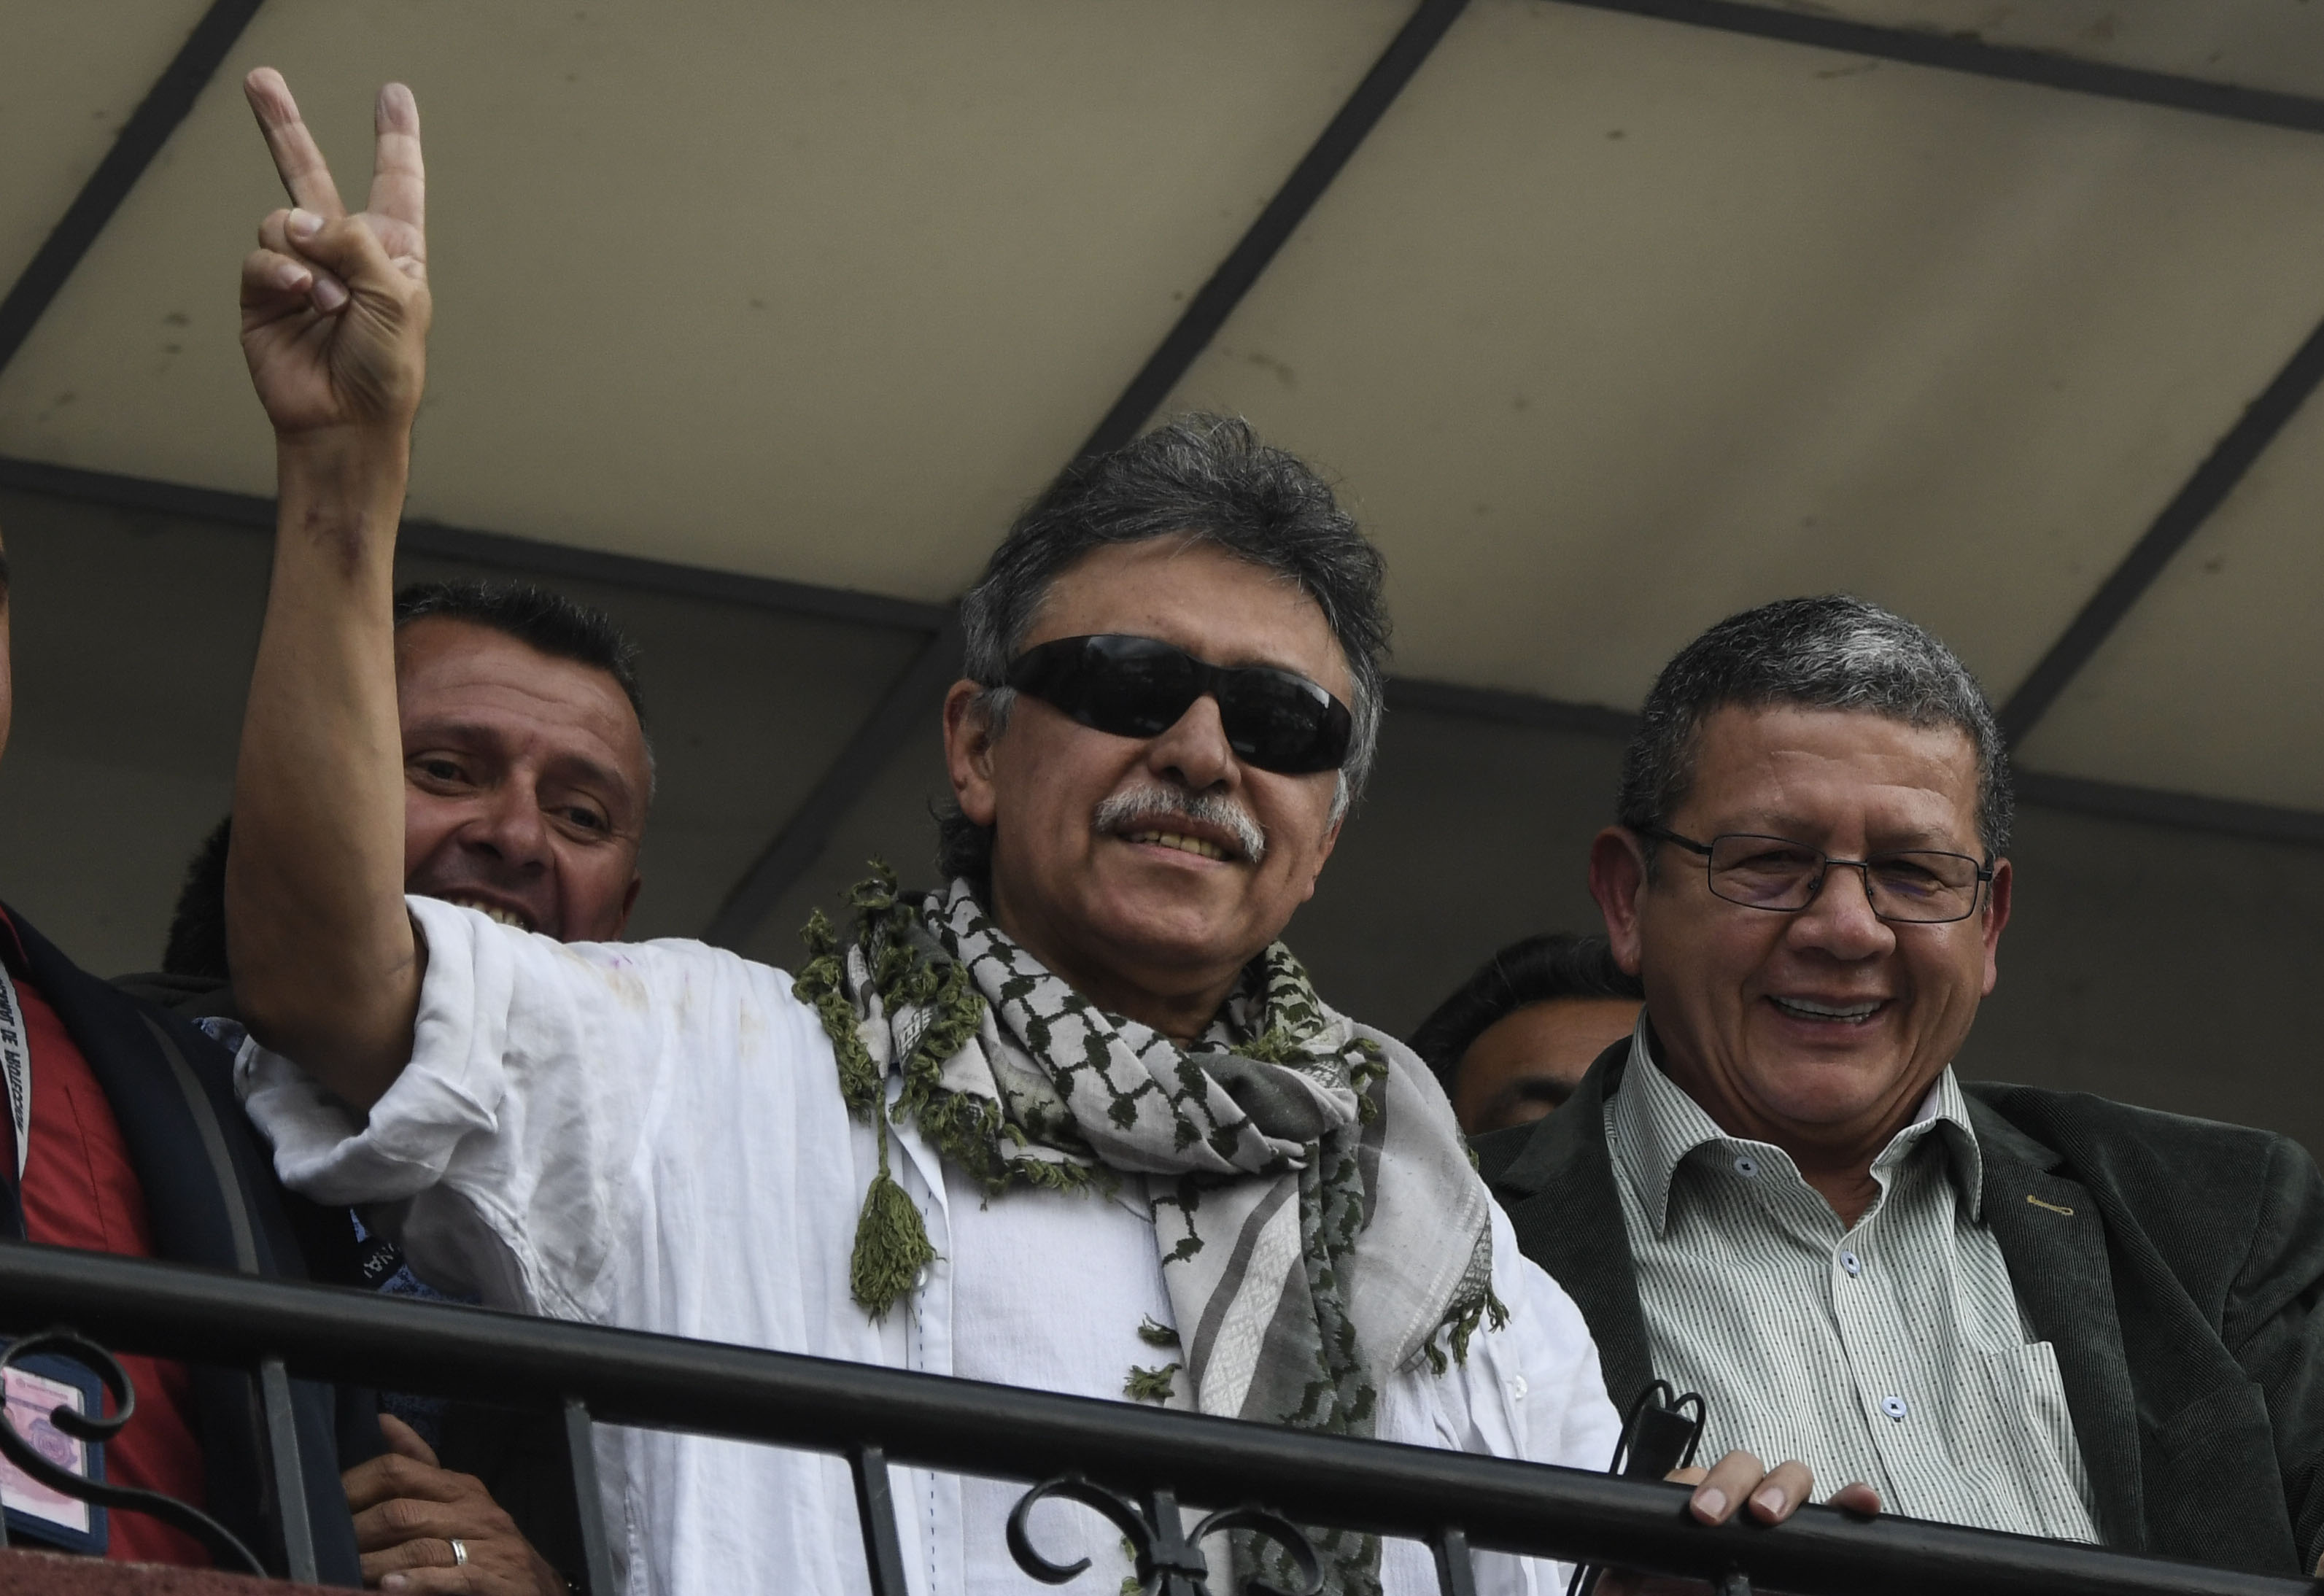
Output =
[{"x1": 1831, "y1": 1231, "x2": 1904, "y2": 1494}]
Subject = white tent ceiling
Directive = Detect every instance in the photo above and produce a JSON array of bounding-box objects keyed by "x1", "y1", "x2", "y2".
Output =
[{"x1": 6, "y1": 0, "x2": 2324, "y2": 945}]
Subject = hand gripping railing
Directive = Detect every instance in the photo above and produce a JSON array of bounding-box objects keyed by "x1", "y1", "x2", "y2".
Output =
[{"x1": 0, "y1": 1239, "x2": 2315, "y2": 1596}]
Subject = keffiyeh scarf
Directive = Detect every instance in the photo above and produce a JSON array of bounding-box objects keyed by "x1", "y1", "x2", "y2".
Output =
[{"x1": 796, "y1": 870, "x2": 1503, "y2": 1593}]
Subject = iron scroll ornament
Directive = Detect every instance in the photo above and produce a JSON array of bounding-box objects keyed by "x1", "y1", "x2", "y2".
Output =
[
  {"x1": 1007, "y1": 1473, "x2": 1324, "y2": 1596},
  {"x1": 0, "y1": 1327, "x2": 266, "y2": 1574}
]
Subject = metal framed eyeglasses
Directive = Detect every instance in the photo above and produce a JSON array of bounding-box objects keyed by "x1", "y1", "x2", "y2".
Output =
[{"x1": 1639, "y1": 827, "x2": 1994, "y2": 925}]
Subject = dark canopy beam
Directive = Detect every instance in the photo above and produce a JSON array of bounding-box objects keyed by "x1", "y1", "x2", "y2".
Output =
[
  {"x1": 0, "y1": 454, "x2": 948, "y2": 633},
  {"x1": 699, "y1": 0, "x2": 1476, "y2": 950},
  {"x1": 2011, "y1": 770, "x2": 2324, "y2": 851},
  {"x1": 1071, "y1": 0, "x2": 1473, "y2": 463},
  {"x1": 1551, "y1": 0, "x2": 2324, "y2": 781},
  {"x1": 1388, "y1": 677, "x2": 2324, "y2": 851},
  {"x1": 14, "y1": 456, "x2": 2323, "y2": 858},
  {"x1": 699, "y1": 609, "x2": 965, "y2": 949},
  {"x1": 1553, "y1": 0, "x2": 2324, "y2": 135},
  {"x1": 0, "y1": 0, "x2": 266, "y2": 375},
  {"x1": 1997, "y1": 311, "x2": 2324, "y2": 745}
]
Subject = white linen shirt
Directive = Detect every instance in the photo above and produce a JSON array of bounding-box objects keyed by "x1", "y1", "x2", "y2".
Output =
[{"x1": 239, "y1": 899, "x2": 1622, "y2": 1596}]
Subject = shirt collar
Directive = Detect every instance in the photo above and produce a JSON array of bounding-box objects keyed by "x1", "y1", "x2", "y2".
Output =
[{"x1": 1606, "y1": 1016, "x2": 1986, "y2": 1235}]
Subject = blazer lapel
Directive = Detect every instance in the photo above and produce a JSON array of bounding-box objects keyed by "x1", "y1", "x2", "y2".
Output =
[
  {"x1": 1489, "y1": 1045, "x2": 1656, "y2": 1411},
  {"x1": 1970, "y1": 1096, "x2": 2145, "y2": 1551}
]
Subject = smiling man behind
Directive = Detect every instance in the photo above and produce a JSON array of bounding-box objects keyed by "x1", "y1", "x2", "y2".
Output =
[
  {"x1": 1477, "y1": 595, "x2": 2324, "y2": 1575},
  {"x1": 122, "y1": 575, "x2": 646, "y2": 1595},
  {"x1": 389, "y1": 579, "x2": 652, "y2": 940},
  {"x1": 128, "y1": 578, "x2": 651, "y2": 1017}
]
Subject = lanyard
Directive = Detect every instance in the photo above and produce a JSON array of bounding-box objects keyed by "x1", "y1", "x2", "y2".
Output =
[{"x1": 0, "y1": 964, "x2": 28, "y2": 1184}]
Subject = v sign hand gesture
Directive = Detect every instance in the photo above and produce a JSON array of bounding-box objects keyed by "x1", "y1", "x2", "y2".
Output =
[
  {"x1": 228, "y1": 69, "x2": 435, "y2": 1108},
  {"x1": 240, "y1": 69, "x2": 430, "y2": 441}
]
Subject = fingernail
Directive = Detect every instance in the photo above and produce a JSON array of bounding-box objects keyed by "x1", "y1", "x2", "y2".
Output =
[
  {"x1": 1754, "y1": 1486, "x2": 1785, "y2": 1516},
  {"x1": 311, "y1": 276, "x2": 348, "y2": 312},
  {"x1": 1692, "y1": 1487, "x2": 1725, "y2": 1519},
  {"x1": 288, "y1": 208, "x2": 323, "y2": 239},
  {"x1": 274, "y1": 261, "x2": 308, "y2": 291},
  {"x1": 381, "y1": 1578, "x2": 406, "y2": 1592}
]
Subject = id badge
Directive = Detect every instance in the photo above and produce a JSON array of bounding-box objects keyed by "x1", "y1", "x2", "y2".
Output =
[{"x1": 0, "y1": 1355, "x2": 108, "y2": 1554}]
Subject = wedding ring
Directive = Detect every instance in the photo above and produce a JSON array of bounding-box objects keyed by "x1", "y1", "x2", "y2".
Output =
[{"x1": 449, "y1": 1536, "x2": 470, "y2": 1567}]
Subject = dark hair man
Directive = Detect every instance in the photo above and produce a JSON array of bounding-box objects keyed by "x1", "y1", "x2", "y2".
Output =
[
  {"x1": 387, "y1": 579, "x2": 652, "y2": 942},
  {"x1": 1478, "y1": 594, "x2": 2324, "y2": 1575},
  {"x1": 115, "y1": 573, "x2": 647, "y2": 1595},
  {"x1": 127, "y1": 578, "x2": 651, "y2": 1010},
  {"x1": 1411, "y1": 934, "x2": 1644, "y2": 1133},
  {"x1": 215, "y1": 71, "x2": 1821, "y2": 1595},
  {"x1": 0, "y1": 530, "x2": 371, "y2": 1576}
]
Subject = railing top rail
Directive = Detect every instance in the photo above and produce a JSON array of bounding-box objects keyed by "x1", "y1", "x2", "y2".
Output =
[{"x1": 0, "y1": 1241, "x2": 2308, "y2": 1596}]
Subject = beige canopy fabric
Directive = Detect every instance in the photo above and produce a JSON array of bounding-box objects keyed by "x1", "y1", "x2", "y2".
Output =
[
  {"x1": 10, "y1": 3, "x2": 2324, "y2": 812},
  {"x1": 3, "y1": 2, "x2": 2323, "y2": 1146}
]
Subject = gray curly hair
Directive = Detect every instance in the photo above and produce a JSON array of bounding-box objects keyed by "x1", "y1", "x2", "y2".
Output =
[
  {"x1": 938, "y1": 414, "x2": 1390, "y2": 885},
  {"x1": 1619, "y1": 594, "x2": 2011, "y2": 862}
]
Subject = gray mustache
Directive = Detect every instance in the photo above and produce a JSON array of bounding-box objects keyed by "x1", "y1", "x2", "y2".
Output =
[{"x1": 1092, "y1": 784, "x2": 1267, "y2": 864}]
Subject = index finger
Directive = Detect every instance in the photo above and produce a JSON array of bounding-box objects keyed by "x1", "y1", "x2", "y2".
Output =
[
  {"x1": 1686, "y1": 1448, "x2": 1792, "y2": 1525},
  {"x1": 365, "y1": 82, "x2": 425, "y2": 233},
  {"x1": 1741, "y1": 1459, "x2": 1816, "y2": 1524},
  {"x1": 244, "y1": 67, "x2": 347, "y2": 217}
]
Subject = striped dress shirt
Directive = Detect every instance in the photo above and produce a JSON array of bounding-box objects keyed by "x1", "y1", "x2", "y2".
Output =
[{"x1": 1606, "y1": 1025, "x2": 2099, "y2": 1541}]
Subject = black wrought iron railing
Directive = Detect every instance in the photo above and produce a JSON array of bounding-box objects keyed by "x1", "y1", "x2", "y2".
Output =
[{"x1": 0, "y1": 1240, "x2": 2312, "y2": 1596}]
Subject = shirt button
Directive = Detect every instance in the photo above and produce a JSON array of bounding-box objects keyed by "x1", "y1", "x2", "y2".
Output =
[
  {"x1": 1732, "y1": 1154, "x2": 1760, "y2": 1178},
  {"x1": 915, "y1": 1268, "x2": 929, "y2": 1290},
  {"x1": 1881, "y1": 1395, "x2": 1909, "y2": 1422},
  {"x1": 1840, "y1": 1250, "x2": 1862, "y2": 1277},
  {"x1": 1508, "y1": 1375, "x2": 1528, "y2": 1400}
]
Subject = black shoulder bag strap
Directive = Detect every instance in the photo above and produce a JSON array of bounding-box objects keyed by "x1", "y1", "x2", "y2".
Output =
[{"x1": 139, "y1": 1015, "x2": 320, "y2": 1584}]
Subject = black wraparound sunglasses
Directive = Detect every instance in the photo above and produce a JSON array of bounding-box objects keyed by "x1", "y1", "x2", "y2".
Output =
[{"x1": 1002, "y1": 634, "x2": 1354, "y2": 775}]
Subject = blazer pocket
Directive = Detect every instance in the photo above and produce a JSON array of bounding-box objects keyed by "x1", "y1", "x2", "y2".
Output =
[{"x1": 2155, "y1": 1379, "x2": 2271, "y2": 1460}]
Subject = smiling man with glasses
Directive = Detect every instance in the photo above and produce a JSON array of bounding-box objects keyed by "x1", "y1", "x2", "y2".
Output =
[{"x1": 1476, "y1": 594, "x2": 2324, "y2": 1578}]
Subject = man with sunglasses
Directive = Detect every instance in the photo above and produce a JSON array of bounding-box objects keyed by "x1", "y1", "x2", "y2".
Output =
[
  {"x1": 1476, "y1": 595, "x2": 2324, "y2": 1576},
  {"x1": 213, "y1": 71, "x2": 1840, "y2": 1596}
]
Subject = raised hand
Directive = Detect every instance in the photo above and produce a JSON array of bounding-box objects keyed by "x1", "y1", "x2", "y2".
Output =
[
  {"x1": 239, "y1": 68, "x2": 430, "y2": 441},
  {"x1": 228, "y1": 68, "x2": 433, "y2": 1108}
]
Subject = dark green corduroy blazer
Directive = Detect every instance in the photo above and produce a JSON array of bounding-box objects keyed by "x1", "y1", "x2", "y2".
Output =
[{"x1": 1473, "y1": 1043, "x2": 2324, "y2": 1577}]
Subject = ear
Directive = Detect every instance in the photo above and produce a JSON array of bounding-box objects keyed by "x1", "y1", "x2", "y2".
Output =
[
  {"x1": 1978, "y1": 856, "x2": 2011, "y2": 997},
  {"x1": 611, "y1": 870, "x2": 644, "y2": 939},
  {"x1": 1293, "y1": 807, "x2": 1344, "y2": 906},
  {"x1": 942, "y1": 680, "x2": 1000, "y2": 826},
  {"x1": 1588, "y1": 826, "x2": 1650, "y2": 976}
]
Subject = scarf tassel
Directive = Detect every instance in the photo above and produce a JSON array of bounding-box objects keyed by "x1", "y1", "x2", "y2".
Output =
[
  {"x1": 1424, "y1": 1285, "x2": 1511, "y2": 1375},
  {"x1": 851, "y1": 1155, "x2": 938, "y2": 1320}
]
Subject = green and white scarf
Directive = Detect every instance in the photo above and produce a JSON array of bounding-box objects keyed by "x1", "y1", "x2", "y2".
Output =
[{"x1": 797, "y1": 870, "x2": 1503, "y2": 1592}]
